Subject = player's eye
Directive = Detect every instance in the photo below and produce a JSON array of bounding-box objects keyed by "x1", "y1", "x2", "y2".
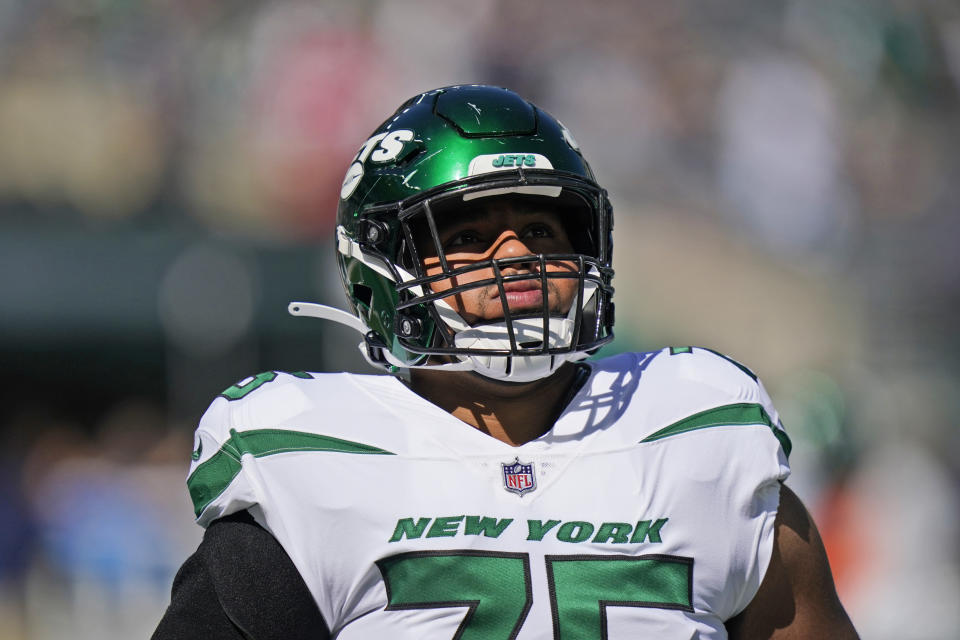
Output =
[
  {"x1": 445, "y1": 230, "x2": 484, "y2": 249},
  {"x1": 521, "y1": 223, "x2": 555, "y2": 239}
]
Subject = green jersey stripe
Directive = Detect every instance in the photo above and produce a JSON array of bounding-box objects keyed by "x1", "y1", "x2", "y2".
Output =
[
  {"x1": 640, "y1": 403, "x2": 792, "y2": 457},
  {"x1": 188, "y1": 429, "x2": 395, "y2": 517}
]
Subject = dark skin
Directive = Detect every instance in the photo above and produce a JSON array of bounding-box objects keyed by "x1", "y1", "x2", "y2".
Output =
[
  {"x1": 729, "y1": 483, "x2": 859, "y2": 638},
  {"x1": 411, "y1": 196, "x2": 859, "y2": 638},
  {"x1": 410, "y1": 362, "x2": 579, "y2": 446}
]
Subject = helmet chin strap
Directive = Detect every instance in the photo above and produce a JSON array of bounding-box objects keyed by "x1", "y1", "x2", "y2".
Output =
[
  {"x1": 288, "y1": 302, "x2": 474, "y2": 373},
  {"x1": 291, "y1": 285, "x2": 596, "y2": 384},
  {"x1": 287, "y1": 301, "x2": 587, "y2": 381},
  {"x1": 288, "y1": 302, "x2": 367, "y2": 334}
]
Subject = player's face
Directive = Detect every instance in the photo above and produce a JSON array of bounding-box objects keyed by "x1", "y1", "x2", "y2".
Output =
[{"x1": 417, "y1": 197, "x2": 580, "y2": 325}]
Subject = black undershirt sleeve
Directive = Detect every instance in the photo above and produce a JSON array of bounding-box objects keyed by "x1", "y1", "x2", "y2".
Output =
[{"x1": 152, "y1": 511, "x2": 330, "y2": 640}]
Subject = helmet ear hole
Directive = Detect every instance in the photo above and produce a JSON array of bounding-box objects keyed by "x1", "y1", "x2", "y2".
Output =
[{"x1": 352, "y1": 284, "x2": 373, "y2": 308}]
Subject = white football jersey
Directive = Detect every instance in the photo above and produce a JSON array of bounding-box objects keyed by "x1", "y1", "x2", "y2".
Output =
[{"x1": 187, "y1": 348, "x2": 790, "y2": 639}]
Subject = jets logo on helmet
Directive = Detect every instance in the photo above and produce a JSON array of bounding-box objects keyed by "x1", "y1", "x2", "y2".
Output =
[
  {"x1": 464, "y1": 153, "x2": 561, "y2": 200},
  {"x1": 291, "y1": 85, "x2": 614, "y2": 382},
  {"x1": 340, "y1": 129, "x2": 416, "y2": 200}
]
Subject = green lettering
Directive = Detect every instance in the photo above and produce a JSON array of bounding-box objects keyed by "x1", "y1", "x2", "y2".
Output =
[
  {"x1": 492, "y1": 155, "x2": 504, "y2": 167},
  {"x1": 464, "y1": 516, "x2": 513, "y2": 538},
  {"x1": 630, "y1": 518, "x2": 668, "y2": 543},
  {"x1": 503, "y1": 155, "x2": 515, "y2": 167},
  {"x1": 556, "y1": 521, "x2": 594, "y2": 543},
  {"x1": 427, "y1": 515, "x2": 464, "y2": 538},
  {"x1": 592, "y1": 522, "x2": 632, "y2": 544},
  {"x1": 523, "y1": 154, "x2": 536, "y2": 167},
  {"x1": 526, "y1": 519, "x2": 561, "y2": 541},
  {"x1": 389, "y1": 517, "x2": 432, "y2": 542}
]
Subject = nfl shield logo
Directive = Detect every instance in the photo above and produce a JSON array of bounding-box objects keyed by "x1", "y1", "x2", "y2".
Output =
[{"x1": 502, "y1": 457, "x2": 536, "y2": 497}]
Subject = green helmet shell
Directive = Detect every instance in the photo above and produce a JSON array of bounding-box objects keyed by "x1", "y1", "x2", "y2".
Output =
[{"x1": 335, "y1": 85, "x2": 614, "y2": 375}]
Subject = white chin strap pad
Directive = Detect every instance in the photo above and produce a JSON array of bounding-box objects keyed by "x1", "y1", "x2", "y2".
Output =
[
  {"x1": 454, "y1": 316, "x2": 575, "y2": 351},
  {"x1": 452, "y1": 316, "x2": 583, "y2": 382}
]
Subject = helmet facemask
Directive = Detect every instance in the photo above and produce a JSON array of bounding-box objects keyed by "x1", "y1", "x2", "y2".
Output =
[{"x1": 354, "y1": 169, "x2": 614, "y2": 382}]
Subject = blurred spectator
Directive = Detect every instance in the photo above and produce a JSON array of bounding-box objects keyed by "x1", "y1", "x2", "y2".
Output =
[{"x1": 15, "y1": 402, "x2": 199, "y2": 639}]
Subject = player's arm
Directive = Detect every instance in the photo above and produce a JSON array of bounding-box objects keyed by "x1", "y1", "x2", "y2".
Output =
[
  {"x1": 152, "y1": 511, "x2": 330, "y2": 640},
  {"x1": 726, "y1": 483, "x2": 859, "y2": 639}
]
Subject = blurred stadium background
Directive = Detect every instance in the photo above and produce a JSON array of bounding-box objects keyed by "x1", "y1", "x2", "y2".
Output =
[{"x1": 0, "y1": 1, "x2": 958, "y2": 638}]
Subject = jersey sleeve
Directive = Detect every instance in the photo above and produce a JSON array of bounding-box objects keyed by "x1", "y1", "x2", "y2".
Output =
[
  {"x1": 187, "y1": 395, "x2": 262, "y2": 528},
  {"x1": 753, "y1": 370, "x2": 791, "y2": 481},
  {"x1": 649, "y1": 346, "x2": 791, "y2": 480},
  {"x1": 637, "y1": 347, "x2": 792, "y2": 619},
  {"x1": 691, "y1": 348, "x2": 791, "y2": 617}
]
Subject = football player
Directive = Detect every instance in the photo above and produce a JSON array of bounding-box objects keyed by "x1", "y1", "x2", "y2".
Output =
[{"x1": 153, "y1": 85, "x2": 858, "y2": 639}]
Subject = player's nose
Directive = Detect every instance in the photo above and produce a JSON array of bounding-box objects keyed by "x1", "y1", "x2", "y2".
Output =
[{"x1": 490, "y1": 230, "x2": 535, "y2": 260}]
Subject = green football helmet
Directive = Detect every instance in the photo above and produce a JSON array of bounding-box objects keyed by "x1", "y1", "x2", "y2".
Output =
[{"x1": 290, "y1": 85, "x2": 614, "y2": 381}]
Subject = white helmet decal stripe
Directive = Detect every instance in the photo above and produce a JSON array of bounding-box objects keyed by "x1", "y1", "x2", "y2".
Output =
[{"x1": 464, "y1": 153, "x2": 561, "y2": 200}]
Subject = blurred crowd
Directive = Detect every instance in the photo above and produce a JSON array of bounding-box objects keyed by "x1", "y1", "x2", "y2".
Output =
[{"x1": 1, "y1": 1, "x2": 959, "y2": 638}]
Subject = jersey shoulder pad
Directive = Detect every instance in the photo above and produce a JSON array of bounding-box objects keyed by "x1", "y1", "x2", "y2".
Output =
[
  {"x1": 649, "y1": 346, "x2": 763, "y2": 400},
  {"x1": 186, "y1": 370, "x2": 398, "y2": 526},
  {"x1": 186, "y1": 371, "x2": 326, "y2": 526},
  {"x1": 584, "y1": 350, "x2": 659, "y2": 382},
  {"x1": 585, "y1": 348, "x2": 761, "y2": 401},
  {"x1": 637, "y1": 347, "x2": 792, "y2": 458}
]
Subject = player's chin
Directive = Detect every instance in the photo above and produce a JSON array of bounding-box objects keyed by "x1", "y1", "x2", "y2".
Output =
[
  {"x1": 477, "y1": 301, "x2": 575, "y2": 324},
  {"x1": 482, "y1": 297, "x2": 543, "y2": 319}
]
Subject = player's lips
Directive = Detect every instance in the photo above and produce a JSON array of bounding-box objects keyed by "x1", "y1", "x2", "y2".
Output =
[{"x1": 493, "y1": 280, "x2": 544, "y2": 308}]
